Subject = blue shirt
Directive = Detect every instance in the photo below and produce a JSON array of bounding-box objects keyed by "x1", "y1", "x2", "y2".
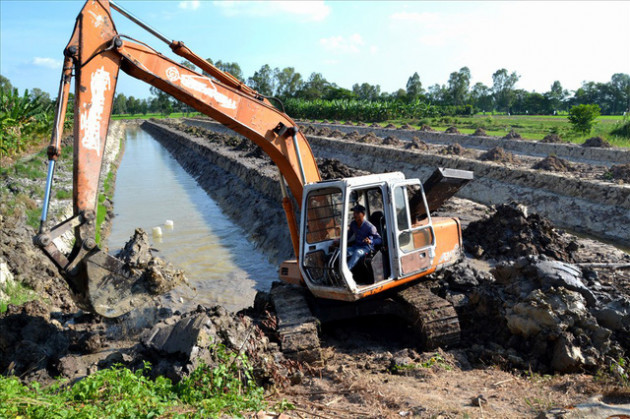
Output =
[{"x1": 349, "y1": 219, "x2": 382, "y2": 250}]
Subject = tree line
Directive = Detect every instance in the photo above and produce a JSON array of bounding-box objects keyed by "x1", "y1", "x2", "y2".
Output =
[{"x1": 111, "y1": 59, "x2": 629, "y2": 117}]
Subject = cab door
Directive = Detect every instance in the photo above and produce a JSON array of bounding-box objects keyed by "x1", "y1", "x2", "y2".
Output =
[{"x1": 388, "y1": 180, "x2": 436, "y2": 278}]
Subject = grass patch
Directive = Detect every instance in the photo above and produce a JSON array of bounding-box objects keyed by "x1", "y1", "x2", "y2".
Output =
[
  {"x1": 0, "y1": 346, "x2": 268, "y2": 418},
  {"x1": 0, "y1": 280, "x2": 37, "y2": 313}
]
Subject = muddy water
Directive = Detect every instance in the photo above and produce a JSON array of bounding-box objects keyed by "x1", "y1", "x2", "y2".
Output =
[{"x1": 108, "y1": 126, "x2": 277, "y2": 312}]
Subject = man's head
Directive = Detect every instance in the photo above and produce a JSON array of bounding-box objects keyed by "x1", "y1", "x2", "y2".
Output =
[{"x1": 352, "y1": 204, "x2": 366, "y2": 224}]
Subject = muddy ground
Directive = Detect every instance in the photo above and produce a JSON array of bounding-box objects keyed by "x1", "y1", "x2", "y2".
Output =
[{"x1": 1, "y1": 121, "x2": 629, "y2": 418}]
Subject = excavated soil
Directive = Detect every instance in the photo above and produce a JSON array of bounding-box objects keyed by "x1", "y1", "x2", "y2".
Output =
[
  {"x1": 445, "y1": 126, "x2": 461, "y2": 134},
  {"x1": 504, "y1": 129, "x2": 522, "y2": 139},
  {"x1": 472, "y1": 127, "x2": 487, "y2": 136},
  {"x1": 439, "y1": 143, "x2": 467, "y2": 156},
  {"x1": 607, "y1": 163, "x2": 630, "y2": 182},
  {"x1": 541, "y1": 133, "x2": 564, "y2": 143},
  {"x1": 382, "y1": 135, "x2": 403, "y2": 146},
  {"x1": 463, "y1": 202, "x2": 579, "y2": 262},
  {"x1": 583, "y1": 136, "x2": 612, "y2": 148},
  {"x1": 532, "y1": 155, "x2": 575, "y2": 172},
  {"x1": 405, "y1": 136, "x2": 430, "y2": 151},
  {"x1": 479, "y1": 146, "x2": 521, "y2": 164}
]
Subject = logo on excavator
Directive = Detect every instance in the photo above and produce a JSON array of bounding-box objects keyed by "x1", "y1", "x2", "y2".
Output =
[
  {"x1": 80, "y1": 66, "x2": 111, "y2": 155},
  {"x1": 165, "y1": 66, "x2": 237, "y2": 110}
]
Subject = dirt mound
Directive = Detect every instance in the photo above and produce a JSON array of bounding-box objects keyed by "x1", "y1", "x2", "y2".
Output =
[
  {"x1": 435, "y1": 257, "x2": 629, "y2": 373},
  {"x1": 343, "y1": 131, "x2": 361, "y2": 141},
  {"x1": 116, "y1": 229, "x2": 187, "y2": 295},
  {"x1": 357, "y1": 132, "x2": 379, "y2": 144},
  {"x1": 479, "y1": 146, "x2": 520, "y2": 164},
  {"x1": 463, "y1": 202, "x2": 578, "y2": 262},
  {"x1": 382, "y1": 136, "x2": 403, "y2": 146},
  {"x1": 406, "y1": 137, "x2": 430, "y2": 151},
  {"x1": 503, "y1": 129, "x2": 522, "y2": 139},
  {"x1": 583, "y1": 136, "x2": 612, "y2": 148},
  {"x1": 317, "y1": 127, "x2": 332, "y2": 137},
  {"x1": 445, "y1": 126, "x2": 461, "y2": 134},
  {"x1": 301, "y1": 125, "x2": 316, "y2": 135},
  {"x1": 329, "y1": 130, "x2": 344, "y2": 138},
  {"x1": 540, "y1": 133, "x2": 563, "y2": 143},
  {"x1": 317, "y1": 158, "x2": 366, "y2": 180},
  {"x1": 471, "y1": 128, "x2": 487, "y2": 136},
  {"x1": 369, "y1": 123, "x2": 381, "y2": 128},
  {"x1": 532, "y1": 155, "x2": 574, "y2": 172},
  {"x1": 439, "y1": 143, "x2": 466, "y2": 156},
  {"x1": 399, "y1": 123, "x2": 414, "y2": 130},
  {"x1": 384, "y1": 123, "x2": 397, "y2": 129},
  {"x1": 607, "y1": 163, "x2": 630, "y2": 182}
]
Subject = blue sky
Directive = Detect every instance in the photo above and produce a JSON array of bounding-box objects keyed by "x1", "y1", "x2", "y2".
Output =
[{"x1": 1, "y1": 1, "x2": 629, "y2": 100}]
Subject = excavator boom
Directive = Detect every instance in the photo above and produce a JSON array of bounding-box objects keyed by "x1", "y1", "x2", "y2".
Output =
[{"x1": 36, "y1": 0, "x2": 319, "y2": 317}]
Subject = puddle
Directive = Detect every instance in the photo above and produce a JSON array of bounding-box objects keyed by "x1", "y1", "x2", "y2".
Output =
[{"x1": 108, "y1": 126, "x2": 277, "y2": 312}]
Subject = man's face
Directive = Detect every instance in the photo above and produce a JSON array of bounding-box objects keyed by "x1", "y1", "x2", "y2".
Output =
[{"x1": 353, "y1": 210, "x2": 364, "y2": 224}]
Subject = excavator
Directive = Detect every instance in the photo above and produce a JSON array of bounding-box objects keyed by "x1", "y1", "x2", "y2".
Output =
[{"x1": 35, "y1": 0, "x2": 473, "y2": 358}]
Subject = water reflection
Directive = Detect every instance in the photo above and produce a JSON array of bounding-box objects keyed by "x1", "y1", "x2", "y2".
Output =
[{"x1": 108, "y1": 126, "x2": 277, "y2": 312}]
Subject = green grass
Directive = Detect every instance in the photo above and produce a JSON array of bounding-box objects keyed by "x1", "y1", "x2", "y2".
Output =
[
  {"x1": 0, "y1": 345, "x2": 268, "y2": 418},
  {"x1": 0, "y1": 280, "x2": 37, "y2": 313},
  {"x1": 352, "y1": 114, "x2": 630, "y2": 148}
]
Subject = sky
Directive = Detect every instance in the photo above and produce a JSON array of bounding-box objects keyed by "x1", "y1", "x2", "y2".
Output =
[{"x1": 1, "y1": 0, "x2": 629, "y2": 100}]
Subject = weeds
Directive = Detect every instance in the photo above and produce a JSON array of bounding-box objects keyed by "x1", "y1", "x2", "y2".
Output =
[{"x1": 0, "y1": 346, "x2": 269, "y2": 418}]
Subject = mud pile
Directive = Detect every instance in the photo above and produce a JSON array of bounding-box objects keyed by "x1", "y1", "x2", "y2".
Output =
[
  {"x1": 357, "y1": 132, "x2": 379, "y2": 144},
  {"x1": 532, "y1": 155, "x2": 575, "y2": 172},
  {"x1": 463, "y1": 203, "x2": 578, "y2": 262},
  {"x1": 540, "y1": 134, "x2": 563, "y2": 143},
  {"x1": 445, "y1": 126, "x2": 461, "y2": 134},
  {"x1": 329, "y1": 130, "x2": 344, "y2": 138},
  {"x1": 439, "y1": 143, "x2": 466, "y2": 156},
  {"x1": 435, "y1": 257, "x2": 629, "y2": 373},
  {"x1": 503, "y1": 129, "x2": 522, "y2": 139},
  {"x1": 0, "y1": 217, "x2": 75, "y2": 312},
  {"x1": 317, "y1": 127, "x2": 332, "y2": 137},
  {"x1": 343, "y1": 131, "x2": 361, "y2": 141},
  {"x1": 472, "y1": 128, "x2": 487, "y2": 136},
  {"x1": 382, "y1": 136, "x2": 403, "y2": 146},
  {"x1": 419, "y1": 124, "x2": 435, "y2": 132},
  {"x1": 479, "y1": 146, "x2": 520, "y2": 164},
  {"x1": 317, "y1": 158, "x2": 366, "y2": 180},
  {"x1": 607, "y1": 163, "x2": 630, "y2": 182},
  {"x1": 406, "y1": 137, "x2": 430, "y2": 151},
  {"x1": 583, "y1": 137, "x2": 612, "y2": 148},
  {"x1": 116, "y1": 229, "x2": 187, "y2": 295}
]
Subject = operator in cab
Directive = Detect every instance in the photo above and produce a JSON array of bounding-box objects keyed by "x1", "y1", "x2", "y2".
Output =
[{"x1": 346, "y1": 205, "x2": 382, "y2": 270}]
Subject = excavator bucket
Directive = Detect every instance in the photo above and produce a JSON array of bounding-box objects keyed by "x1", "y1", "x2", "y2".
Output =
[{"x1": 83, "y1": 250, "x2": 156, "y2": 318}]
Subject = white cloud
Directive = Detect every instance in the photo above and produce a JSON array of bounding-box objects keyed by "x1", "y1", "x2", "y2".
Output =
[
  {"x1": 32, "y1": 57, "x2": 62, "y2": 69},
  {"x1": 213, "y1": 1, "x2": 330, "y2": 22},
  {"x1": 320, "y1": 33, "x2": 364, "y2": 54},
  {"x1": 389, "y1": 11, "x2": 439, "y2": 24},
  {"x1": 178, "y1": 1, "x2": 200, "y2": 11}
]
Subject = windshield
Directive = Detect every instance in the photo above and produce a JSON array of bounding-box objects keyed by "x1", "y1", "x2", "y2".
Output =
[{"x1": 305, "y1": 188, "x2": 343, "y2": 243}]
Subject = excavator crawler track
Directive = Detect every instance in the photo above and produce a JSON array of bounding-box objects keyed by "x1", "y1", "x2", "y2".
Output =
[
  {"x1": 270, "y1": 283, "x2": 322, "y2": 364},
  {"x1": 393, "y1": 283, "x2": 461, "y2": 349}
]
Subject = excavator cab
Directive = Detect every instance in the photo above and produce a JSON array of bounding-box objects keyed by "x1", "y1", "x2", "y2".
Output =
[{"x1": 280, "y1": 171, "x2": 466, "y2": 302}]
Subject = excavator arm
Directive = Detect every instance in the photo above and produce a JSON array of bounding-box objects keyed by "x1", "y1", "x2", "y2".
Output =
[{"x1": 35, "y1": 0, "x2": 319, "y2": 317}]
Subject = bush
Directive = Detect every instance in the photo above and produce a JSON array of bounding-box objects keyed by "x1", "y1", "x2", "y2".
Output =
[{"x1": 567, "y1": 104, "x2": 601, "y2": 134}]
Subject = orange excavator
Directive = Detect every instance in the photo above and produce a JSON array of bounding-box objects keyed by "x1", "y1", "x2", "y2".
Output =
[{"x1": 35, "y1": 0, "x2": 473, "y2": 354}]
